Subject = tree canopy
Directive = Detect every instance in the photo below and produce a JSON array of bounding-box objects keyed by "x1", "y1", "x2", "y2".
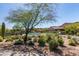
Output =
[
  {"x1": 6, "y1": 4, "x2": 56, "y2": 44},
  {"x1": 6, "y1": 4, "x2": 56, "y2": 30}
]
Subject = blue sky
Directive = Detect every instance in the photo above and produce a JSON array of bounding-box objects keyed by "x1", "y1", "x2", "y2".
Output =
[{"x1": 0, "y1": 3, "x2": 79, "y2": 28}]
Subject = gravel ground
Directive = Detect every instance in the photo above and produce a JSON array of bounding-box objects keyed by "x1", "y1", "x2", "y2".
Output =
[
  {"x1": 0, "y1": 35, "x2": 79, "y2": 56},
  {"x1": 0, "y1": 43, "x2": 45, "y2": 56},
  {"x1": 0, "y1": 44, "x2": 79, "y2": 56}
]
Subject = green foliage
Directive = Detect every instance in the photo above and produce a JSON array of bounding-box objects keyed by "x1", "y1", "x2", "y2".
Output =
[
  {"x1": 33, "y1": 36, "x2": 39, "y2": 42},
  {"x1": 6, "y1": 4, "x2": 55, "y2": 44},
  {"x1": 26, "y1": 36, "x2": 34, "y2": 46},
  {"x1": 38, "y1": 33, "x2": 49, "y2": 47},
  {"x1": 64, "y1": 22, "x2": 79, "y2": 35},
  {"x1": 39, "y1": 33, "x2": 48, "y2": 40},
  {"x1": 14, "y1": 39, "x2": 23, "y2": 45},
  {"x1": 33, "y1": 38, "x2": 37, "y2": 42},
  {"x1": 68, "y1": 35, "x2": 71, "y2": 39},
  {"x1": 58, "y1": 37, "x2": 64, "y2": 46},
  {"x1": 38, "y1": 38, "x2": 46, "y2": 47},
  {"x1": 46, "y1": 33, "x2": 64, "y2": 47},
  {"x1": 49, "y1": 39, "x2": 59, "y2": 51},
  {"x1": 46, "y1": 36, "x2": 52, "y2": 43},
  {"x1": 0, "y1": 36, "x2": 3, "y2": 42},
  {"x1": 27, "y1": 40, "x2": 34, "y2": 46},
  {"x1": 76, "y1": 32, "x2": 79, "y2": 36},
  {"x1": 68, "y1": 39, "x2": 76, "y2": 46},
  {"x1": 5, "y1": 35, "x2": 22, "y2": 42},
  {"x1": 46, "y1": 32, "x2": 58, "y2": 42},
  {"x1": 10, "y1": 36, "x2": 18, "y2": 40},
  {"x1": 6, "y1": 36, "x2": 13, "y2": 42},
  {"x1": 6, "y1": 4, "x2": 55, "y2": 26},
  {"x1": 5, "y1": 38, "x2": 13, "y2": 42},
  {"x1": 72, "y1": 38, "x2": 78, "y2": 44},
  {"x1": 1, "y1": 22, "x2": 5, "y2": 39}
]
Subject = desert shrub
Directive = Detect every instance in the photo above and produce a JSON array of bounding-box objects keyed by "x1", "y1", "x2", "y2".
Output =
[
  {"x1": 5, "y1": 36, "x2": 14, "y2": 42},
  {"x1": 33, "y1": 36, "x2": 39, "y2": 43},
  {"x1": 10, "y1": 35, "x2": 21, "y2": 40},
  {"x1": 49, "y1": 39, "x2": 59, "y2": 51},
  {"x1": 38, "y1": 38, "x2": 46, "y2": 47},
  {"x1": 58, "y1": 37, "x2": 64, "y2": 46},
  {"x1": 27, "y1": 40, "x2": 34, "y2": 46},
  {"x1": 5, "y1": 38, "x2": 13, "y2": 42},
  {"x1": 47, "y1": 33, "x2": 55, "y2": 38},
  {"x1": 46, "y1": 33, "x2": 57, "y2": 42},
  {"x1": 0, "y1": 36, "x2": 3, "y2": 42},
  {"x1": 72, "y1": 38, "x2": 79, "y2": 44},
  {"x1": 37, "y1": 33, "x2": 48, "y2": 47},
  {"x1": 46, "y1": 36, "x2": 52, "y2": 43},
  {"x1": 27, "y1": 36, "x2": 34, "y2": 46},
  {"x1": 27, "y1": 36, "x2": 32, "y2": 40},
  {"x1": 5, "y1": 35, "x2": 22, "y2": 42},
  {"x1": 68, "y1": 35, "x2": 71, "y2": 39},
  {"x1": 33, "y1": 38, "x2": 38, "y2": 42},
  {"x1": 39, "y1": 33, "x2": 48, "y2": 41},
  {"x1": 76, "y1": 32, "x2": 79, "y2": 36},
  {"x1": 68, "y1": 39, "x2": 76, "y2": 46},
  {"x1": 14, "y1": 39, "x2": 23, "y2": 45}
]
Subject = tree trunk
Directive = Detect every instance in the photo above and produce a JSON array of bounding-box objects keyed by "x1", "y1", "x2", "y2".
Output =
[{"x1": 24, "y1": 33, "x2": 28, "y2": 45}]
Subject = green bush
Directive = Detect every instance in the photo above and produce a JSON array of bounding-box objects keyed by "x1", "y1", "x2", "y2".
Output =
[
  {"x1": 14, "y1": 39, "x2": 23, "y2": 45},
  {"x1": 38, "y1": 33, "x2": 48, "y2": 47},
  {"x1": 10, "y1": 35, "x2": 21, "y2": 40},
  {"x1": 46, "y1": 33, "x2": 58, "y2": 43},
  {"x1": 33, "y1": 36, "x2": 39, "y2": 42},
  {"x1": 38, "y1": 38, "x2": 46, "y2": 47},
  {"x1": 72, "y1": 38, "x2": 79, "y2": 44},
  {"x1": 27, "y1": 40, "x2": 34, "y2": 46},
  {"x1": 68, "y1": 35, "x2": 71, "y2": 39},
  {"x1": 0, "y1": 36, "x2": 3, "y2": 42},
  {"x1": 68, "y1": 39, "x2": 76, "y2": 46},
  {"x1": 33, "y1": 38, "x2": 38, "y2": 42},
  {"x1": 58, "y1": 38, "x2": 64, "y2": 46},
  {"x1": 77, "y1": 32, "x2": 79, "y2": 36},
  {"x1": 5, "y1": 35, "x2": 22, "y2": 42},
  {"x1": 49, "y1": 39, "x2": 59, "y2": 51},
  {"x1": 5, "y1": 36, "x2": 14, "y2": 42},
  {"x1": 46, "y1": 36, "x2": 52, "y2": 43},
  {"x1": 6, "y1": 38, "x2": 13, "y2": 42},
  {"x1": 39, "y1": 33, "x2": 48, "y2": 41}
]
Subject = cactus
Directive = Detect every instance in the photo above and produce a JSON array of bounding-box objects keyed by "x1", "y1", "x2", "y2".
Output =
[{"x1": 1, "y1": 22, "x2": 5, "y2": 39}]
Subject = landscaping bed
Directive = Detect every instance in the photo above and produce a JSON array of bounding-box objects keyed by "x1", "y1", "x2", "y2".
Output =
[
  {"x1": 0, "y1": 34, "x2": 79, "y2": 56},
  {"x1": 0, "y1": 42, "x2": 79, "y2": 56}
]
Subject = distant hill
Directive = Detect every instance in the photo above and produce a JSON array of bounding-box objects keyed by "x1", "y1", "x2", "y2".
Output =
[{"x1": 49, "y1": 22, "x2": 79, "y2": 31}]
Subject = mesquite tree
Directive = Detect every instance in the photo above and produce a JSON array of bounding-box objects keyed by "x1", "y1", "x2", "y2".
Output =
[
  {"x1": 1, "y1": 22, "x2": 5, "y2": 39},
  {"x1": 6, "y1": 4, "x2": 56, "y2": 45}
]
